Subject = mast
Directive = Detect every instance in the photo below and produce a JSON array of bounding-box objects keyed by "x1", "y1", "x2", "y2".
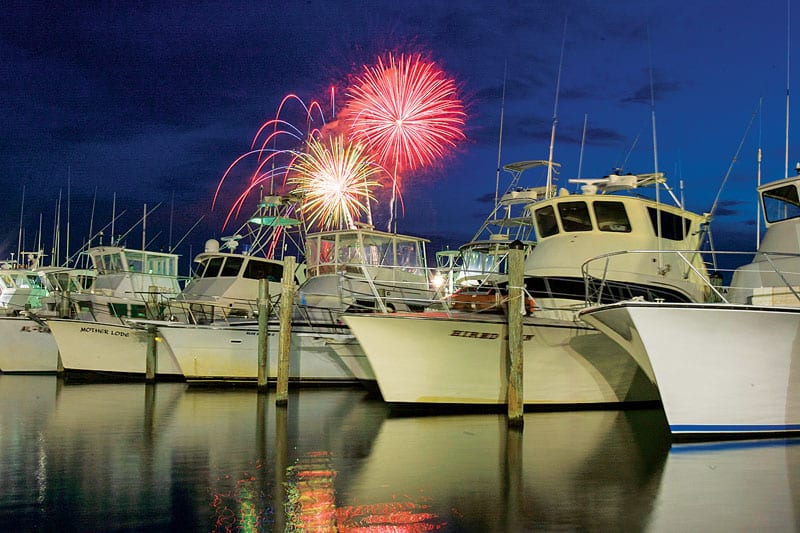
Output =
[{"x1": 546, "y1": 17, "x2": 568, "y2": 199}]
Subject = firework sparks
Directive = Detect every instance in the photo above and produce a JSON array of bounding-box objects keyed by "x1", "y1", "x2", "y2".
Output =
[
  {"x1": 345, "y1": 53, "x2": 465, "y2": 230},
  {"x1": 289, "y1": 135, "x2": 382, "y2": 230}
]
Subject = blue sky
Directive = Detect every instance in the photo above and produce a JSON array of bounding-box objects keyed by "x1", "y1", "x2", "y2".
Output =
[{"x1": 1, "y1": 1, "x2": 794, "y2": 271}]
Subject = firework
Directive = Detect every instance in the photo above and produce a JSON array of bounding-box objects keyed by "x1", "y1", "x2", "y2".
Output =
[
  {"x1": 214, "y1": 94, "x2": 327, "y2": 230},
  {"x1": 289, "y1": 135, "x2": 382, "y2": 230},
  {"x1": 344, "y1": 53, "x2": 465, "y2": 230}
]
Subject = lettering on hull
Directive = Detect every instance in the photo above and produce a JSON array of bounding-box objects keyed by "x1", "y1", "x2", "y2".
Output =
[
  {"x1": 79, "y1": 326, "x2": 130, "y2": 338},
  {"x1": 449, "y1": 329, "x2": 534, "y2": 341},
  {"x1": 20, "y1": 325, "x2": 50, "y2": 333}
]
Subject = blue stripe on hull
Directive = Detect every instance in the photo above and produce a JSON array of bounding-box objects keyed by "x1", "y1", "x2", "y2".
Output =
[{"x1": 671, "y1": 424, "x2": 800, "y2": 433}]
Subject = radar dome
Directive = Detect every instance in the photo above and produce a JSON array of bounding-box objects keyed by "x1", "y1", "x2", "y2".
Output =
[{"x1": 204, "y1": 239, "x2": 220, "y2": 253}]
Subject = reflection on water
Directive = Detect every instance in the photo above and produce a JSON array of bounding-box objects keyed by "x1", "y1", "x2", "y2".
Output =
[{"x1": 0, "y1": 374, "x2": 798, "y2": 531}]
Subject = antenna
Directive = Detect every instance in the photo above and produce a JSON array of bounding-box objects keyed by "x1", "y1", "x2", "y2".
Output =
[
  {"x1": 66, "y1": 167, "x2": 71, "y2": 267},
  {"x1": 546, "y1": 16, "x2": 568, "y2": 199},
  {"x1": 646, "y1": 24, "x2": 665, "y2": 273},
  {"x1": 17, "y1": 185, "x2": 25, "y2": 262},
  {"x1": 87, "y1": 187, "x2": 97, "y2": 268},
  {"x1": 577, "y1": 113, "x2": 588, "y2": 179},
  {"x1": 111, "y1": 193, "x2": 117, "y2": 246},
  {"x1": 757, "y1": 97, "x2": 763, "y2": 249},
  {"x1": 37, "y1": 212, "x2": 42, "y2": 259},
  {"x1": 169, "y1": 191, "x2": 175, "y2": 251},
  {"x1": 786, "y1": 0, "x2": 791, "y2": 179},
  {"x1": 494, "y1": 61, "x2": 508, "y2": 208},
  {"x1": 171, "y1": 214, "x2": 206, "y2": 252}
]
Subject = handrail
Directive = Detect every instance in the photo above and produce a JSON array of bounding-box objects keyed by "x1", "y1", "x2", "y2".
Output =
[{"x1": 581, "y1": 249, "x2": 800, "y2": 306}]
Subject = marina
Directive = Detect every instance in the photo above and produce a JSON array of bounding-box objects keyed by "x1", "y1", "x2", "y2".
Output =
[{"x1": 5, "y1": 2, "x2": 800, "y2": 529}]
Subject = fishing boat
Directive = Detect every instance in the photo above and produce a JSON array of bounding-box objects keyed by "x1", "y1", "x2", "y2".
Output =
[
  {"x1": 0, "y1": 264, "x2": 96, "y2": 374},
  {"x1": 0, "y1": 253, "x2": 54, "y2": 373},
  {"x1": 344, "y1": 168, "x2": 712, "y2": 407},
  {"x1": 578, "y1": 173, "x2": 800, "y2": 439},
  {"x1": 46, "y1": 245, "x2": 185, "y2": 380},
  {"x1": 163, "y1": 224, "x2": 434, "y2": 384}
]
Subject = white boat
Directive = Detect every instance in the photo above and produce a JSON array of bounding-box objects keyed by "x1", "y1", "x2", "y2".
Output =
[
  {"x1": 0, "y1": 259, "x2": 48, "y2": 313},
  {"x1": 165, "y1": 224, "x2": 434, "y2": 384},
  {"x1": 345, "y1": 168, "x2": 712, "y2": 407},
  {"x1": 0, "y1": 257, "x2": 94, "y2": 374},
  {"x1": 157, "y1": 321, "x2": 354, "y2": 383},
  {"x1": 578, "y1": 174, "x2": 800, "y2": 439},
  {"x1": 297, "y1": 225, "x2": 435, "y2": 382},
  {"x1": 48, "y1": 245, "x2": 184, "y2": 380}
]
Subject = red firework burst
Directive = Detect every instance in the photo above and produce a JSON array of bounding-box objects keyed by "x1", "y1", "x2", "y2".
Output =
[
  {"x1": 345, "y1": 53, "x2": 466, "y2": 172},
  {"x1": 344, "y1": 53, "x2": 465, "y2": 230}
]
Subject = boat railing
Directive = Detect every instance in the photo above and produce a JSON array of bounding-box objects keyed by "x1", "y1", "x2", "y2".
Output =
[
  {"x1": 336, "y1": 262, "x2": 546, "y2": 319},
  {"x1": 581, "y1": 249, "x2": 800, "y2": 306},
  {"x1": 334, "y1": 263, "x2": 437, "y2": 313}
]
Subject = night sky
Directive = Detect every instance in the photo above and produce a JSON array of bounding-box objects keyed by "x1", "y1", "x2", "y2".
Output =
[{"x1": 1, "y1": 1, "x2": 794, "y2": 273}]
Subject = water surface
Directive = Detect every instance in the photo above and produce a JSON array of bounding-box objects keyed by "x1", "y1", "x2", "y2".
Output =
[{"x1": 1, "y1": 375, "x2": 797, "y2": 531}]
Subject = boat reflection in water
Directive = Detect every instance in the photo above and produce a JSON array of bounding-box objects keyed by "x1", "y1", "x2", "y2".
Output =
[
  {"x1": 648, "y1": 439, "x2": 800, "y2": 531},
  {"x1": 2, "y1": 376, "x2": 798, "y2": 530}
]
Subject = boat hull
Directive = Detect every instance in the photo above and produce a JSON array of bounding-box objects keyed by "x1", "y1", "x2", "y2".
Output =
[
  {"x1": 0, "y1": 316, "x2": 59, "y2": 373},
  {"x1": 343, "y1": 312, "x2": 659, "y2": 406},
  {"x1": 156, "y1": 323, "x2": 358, "y2": 383},
  {"x1": 580, "y1": 302, "x2": 800, "y2": 438},
  {"x1": 47, "y1": 318, "x2": 183, "y2": 379}
]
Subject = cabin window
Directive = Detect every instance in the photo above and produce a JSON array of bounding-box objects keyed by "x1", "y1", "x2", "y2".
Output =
[
  {"x1": 557, "y1": 201, "x2": 593, "y2": 232},
  {"x1": 647, "y1": 207, "x2": 691, "y2": 241},
  {"x1": 594, "y1": 201, "x2": 632, "y2": 232},
  {"x1": 763, "y1": 183, "x2": 800, "y2": 223},
  {"x1": 220, "y1": 257, "x2": 243, "y2": 277},
  {"x1": 243, "y1": 259, "x2": 283, "y2": 282},
  {"x1": 534, "y1": 205, "x2": 559, "y2": 238},
  {"x1": 96, "y1": 253, "x2": 123, "y2": 273},
  {"x1": 126, "y1": 251, "x2": 145, "y2": 273},
  {"x1": 108, "y1": 303, "x2": 128, "y2": 317},
  {"x1": 397, "y1": 241, "x2": 422, "y2": 268},
  {"x1": 201, "y1": 257, "x2": 224, "y2": 278},
  {"x1": 338, "y1": 233, "x2": 363, "y2": 264}
]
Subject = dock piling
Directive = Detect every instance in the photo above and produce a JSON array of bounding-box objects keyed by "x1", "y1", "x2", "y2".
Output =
[
  {"x1": 276, "y1": 256, "x2": 295, "y2": 406},
  {"x1": 257, "y1": 278, "x2": 270, "y2": 392},
  {"x1": 506, "y1": 240, "x2": 524, "y2": 427}
]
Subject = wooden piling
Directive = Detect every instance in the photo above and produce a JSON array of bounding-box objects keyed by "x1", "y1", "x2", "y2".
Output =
[
  {"x1": 257, "y1": 278, "x2": 270, "y2": 392},
  {"x1": 506, "y1": 240, "x2": 524, "y2": 427},
  {"x1": 145, "y1": 325, "x2": 157, "y2": 383},
  {"x1": 275, "y1": 256, "x2": 295, "y2": 406}
]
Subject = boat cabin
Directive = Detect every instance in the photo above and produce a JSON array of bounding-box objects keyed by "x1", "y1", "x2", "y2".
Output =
[
  {"x1": 729, "y1": 174, "x2": 800, "y2": 304},
  {"x1": 305, "y1": 226, "x2": 429, "y2": 278},
  {"x1": 173, "y1": 241, "x2": 308, "y2": 321},
  {"x1": 300, "y1": 226, "x2": 433, "y2": 314},
  {"x1": 0, "y1": 267, "x2": 47, "y2": 312},
  {"x1": 524, "y1": 172, "x2": 711, "y2": 304}
]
